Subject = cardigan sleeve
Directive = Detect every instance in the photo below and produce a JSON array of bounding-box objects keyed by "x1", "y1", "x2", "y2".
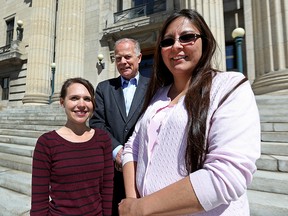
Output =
[
  {"x1": 190, "y1": 73, "x2": 261, "y2": 211},
  {"x1": 122, "y1": 116, "x2": 141, "y2": 166}
]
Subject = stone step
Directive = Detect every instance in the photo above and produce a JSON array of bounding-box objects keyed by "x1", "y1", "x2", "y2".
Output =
[
  {"x1": 261, "y1": 141, "x2": 288, "y2": 156},
  {"x1": 0, "y1": 166, "x2": 31, "y2": 196},
  {"x1": 0, "y1": 114, "x2": 66, "y2": 122},
  {"x1": 248, "y1": 189, "x2": 288, "y2": 216},
  {"x1": 0, "y1": 187, "x2": 30, "y2": 216},
  {"x1": 0, "y1": 152, "x2": 32, "y2": 173},
  {"x1": 259, "y1": 115, "x2": 288, "y2": 123},
  {"x1": 1, "y1": 104, "x2": 61, "y2": 112},
  {"x1": 258, "y1": 107, "x2": 288, "y2": 116},
  {"x1": 0, "y1": 114, "x2": 64, "y2": 119},
  {"x1": 249, "y1": 170, "x2": 288, "y2": 195},
  {"x1": 257, "y1": 154, "x2": 288, "y2": 172},
  {"x1": 0, "y1": 118, "x2": 66, "y2": 126},
  {"x1": 261, "y1": 122, "x2": 288, "y2": 132},
  {"x1": 0, "y1": 142, "x2": 34, "y2": 157},
  {"x1": 0, "y1": 128, "x2": 43, "y2": 138},
  {"x1": 0, "y1": 111, "x2": 65, "y2": 117},
  {"x1": 0, "y1": 122, "x2": 60, "y2": 132},
  {"x1": 261, "y1": 132, "x2": 288, "y2": 143},
  {"x1": 257, "y1": 101, "x2": 288, "y2": 107},
  {"x1": 0, "y1": 135, "x2": 36, "y2": 146},
  {"x1": 255, "y1": 93, "x2": 288, "y2": 105}
]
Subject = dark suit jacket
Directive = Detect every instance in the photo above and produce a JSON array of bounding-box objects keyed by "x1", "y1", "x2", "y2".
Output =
[
  {"x1": 89, "y1": 73, "x2": 150, "y2": 215},
  {"x1": 89, "y1": 74, "x2": 150, "y2": 150}
]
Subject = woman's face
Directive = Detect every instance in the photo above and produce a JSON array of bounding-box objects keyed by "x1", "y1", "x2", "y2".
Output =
[
  {"x1": 60, "y1": 83, "x2": 94, "y2": 125},
  {"x1": 160, "y1": 17, "x2": 203, "y2": 80}
]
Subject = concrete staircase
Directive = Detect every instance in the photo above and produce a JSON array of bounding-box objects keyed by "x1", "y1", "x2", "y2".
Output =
[
  {"x1": 248, "y1": 91, "x2": 288, "y2": 216},
  {"x1": 0, "y1": 104, "x2": 66, "y2": 216},
  {"x1": 0, "y1": 91, "x2": 287, "y2": 215}
]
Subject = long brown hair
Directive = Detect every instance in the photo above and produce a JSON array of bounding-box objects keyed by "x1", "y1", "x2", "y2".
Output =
[{"x1": 142, "y1": 9, "x2": 218, "y2": 173}]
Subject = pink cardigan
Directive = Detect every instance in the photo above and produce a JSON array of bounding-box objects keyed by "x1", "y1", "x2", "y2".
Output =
[{"x1": 122, "y1": 72, "x2": 261, "y2": 215}]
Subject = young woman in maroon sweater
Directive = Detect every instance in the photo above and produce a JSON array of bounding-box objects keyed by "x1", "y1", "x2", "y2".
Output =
[{"x1": 30, "y1": 77, "x2": 114, "y2": 216}]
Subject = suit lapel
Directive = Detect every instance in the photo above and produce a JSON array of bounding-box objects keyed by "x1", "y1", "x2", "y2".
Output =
[
  {"x1": 127, "y1": 75, "x2": 148, "y2": 120},
  {"x1": 111, "y1": 77, "x2": 127, "y2": 121}
]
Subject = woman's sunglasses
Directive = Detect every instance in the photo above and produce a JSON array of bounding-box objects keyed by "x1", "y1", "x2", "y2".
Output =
[{"x1": 160, "y1": 33, "x2": 202, "y2": 48}]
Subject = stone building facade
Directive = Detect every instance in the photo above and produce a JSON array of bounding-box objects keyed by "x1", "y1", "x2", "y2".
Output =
[{"x1": 0, "y1": 0, "x2": 287, "y2": 107}]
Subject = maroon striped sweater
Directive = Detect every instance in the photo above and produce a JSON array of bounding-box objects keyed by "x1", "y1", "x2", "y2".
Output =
[{"x1": 30, "y1": 128, "x2": 114, "y2": 216}]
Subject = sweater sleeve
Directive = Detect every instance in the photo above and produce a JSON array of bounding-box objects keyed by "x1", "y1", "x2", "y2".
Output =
[
  {"x1": 30, "y1": 133, "x2": 52, "y2": 215},
  {"x1": 122, "y1": 116, "x2": 142, "y2": 166},
  {"x1": 101, "y1": 131, "x2": 114, "y2": 216},
  {"x1": 190, "y1": 74, "x2": 261, "y2": 211}
]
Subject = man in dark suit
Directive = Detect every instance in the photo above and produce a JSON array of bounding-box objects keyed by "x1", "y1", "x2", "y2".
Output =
[{"x1": 89, "y1": 38, "x2": 150, "y2": 216}]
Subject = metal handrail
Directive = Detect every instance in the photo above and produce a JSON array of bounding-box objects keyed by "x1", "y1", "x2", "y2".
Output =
[
  {"x1": 114, "y1": 5, "x2": 145, "y2": 23},
  {"x1": 114, "y1": 0, "x2": 166, "y2": 23}
]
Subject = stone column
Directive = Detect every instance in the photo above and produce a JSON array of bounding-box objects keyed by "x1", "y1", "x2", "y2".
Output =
[
  {"x1": 22, "y1": 0, "x2": 56, "y2": 105},
  {"x1": 251, "y1": 0, "x2": 288, "y2": 94},
  {"x1": 183, "y1": 0, "x2": 226, "y2": 71},
  {"x1": 51, "y1": 0, "x2": 85, "y2": 102},
  {"x1": 243, "y1": 0, "x2": 256, "y2": 83}
]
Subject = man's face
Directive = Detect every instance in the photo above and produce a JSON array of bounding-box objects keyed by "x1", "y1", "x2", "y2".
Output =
[{"x1": 114, "y1": 41, "x2": 142, "y2": 80}]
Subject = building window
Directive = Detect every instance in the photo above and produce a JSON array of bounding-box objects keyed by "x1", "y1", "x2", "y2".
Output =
[
  {"x1": 114, "y1": 0, "x2": 166, "y2": 23},
  {"x1": 6, "y1": 18, "x2": 15, "y2": 45},
  {"x1": 117, "y1": 0, "x2": 123, "y2": 12},
  {"x1": 134, "y1": 0, "x2": 154, "y2": 6},
  {"x1": 134, "y1": 0, "x2": 155, "y2": 14},
  {"x1": 2, "y1": 77, "x2": 10, "y2": 100},
  {"x1": 224, "y1": 0, "x2": 245, "y2": 72},
  {"x1": 226, "y1": 44, "x2": 236, "y2": 71}
]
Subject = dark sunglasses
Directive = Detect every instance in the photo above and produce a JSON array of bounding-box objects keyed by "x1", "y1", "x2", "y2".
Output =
[{"x1": 160, "y1": 33, "x2": 202, "y2": 48}]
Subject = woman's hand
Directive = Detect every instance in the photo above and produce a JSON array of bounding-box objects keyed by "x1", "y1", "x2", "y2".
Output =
[
  {"x1": 118, "y1": 198, "x2": 143, "y2": 216},
  {"x1": 119, "y1": 177, "x2": 203, "y2": 216}
]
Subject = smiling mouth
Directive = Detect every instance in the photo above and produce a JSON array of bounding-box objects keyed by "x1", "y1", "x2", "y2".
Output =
[
  {"x1": 75, "y1": 110, "x2": 88, "y2": 114},
  {"x1": 172, "y1": 56, "x2": 186, "y2": 60}
]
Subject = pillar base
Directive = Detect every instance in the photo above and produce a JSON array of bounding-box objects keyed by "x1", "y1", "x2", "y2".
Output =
[
  {"x1": 252, "y1": 69, "x2": 288, "y2": 95},
  {"x1": 22, "y1": 93, "x2": 50, "y2": 105}
]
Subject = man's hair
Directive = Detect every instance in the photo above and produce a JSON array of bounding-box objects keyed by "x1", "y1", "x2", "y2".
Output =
[{"x1": 114, "y1": 38, "x2": 141, "y2": 56}]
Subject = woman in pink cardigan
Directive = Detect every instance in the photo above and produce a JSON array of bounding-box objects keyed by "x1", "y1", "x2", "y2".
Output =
[{"x1": 119, "y1": 9, "x2": 261, "y2": 216}]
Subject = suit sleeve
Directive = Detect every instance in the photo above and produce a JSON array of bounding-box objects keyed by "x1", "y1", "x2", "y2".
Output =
[{"x1": 89, "y1": 83, "x2": 122, "y2": 151}]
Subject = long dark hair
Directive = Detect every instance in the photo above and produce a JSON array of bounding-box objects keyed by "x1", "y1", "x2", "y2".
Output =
[{"x1": 142, "y1": 9, "x2": 218, "y2": 173}]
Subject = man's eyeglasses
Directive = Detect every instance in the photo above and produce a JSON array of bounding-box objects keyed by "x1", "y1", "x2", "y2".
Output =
[{"x1": 160, "y1": 33, "x2": 202, "y2": 48}]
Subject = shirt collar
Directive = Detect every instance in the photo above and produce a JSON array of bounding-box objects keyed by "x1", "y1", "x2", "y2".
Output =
[{"x1": 121, "y1": 73, "x2": 139, "y2": 87}]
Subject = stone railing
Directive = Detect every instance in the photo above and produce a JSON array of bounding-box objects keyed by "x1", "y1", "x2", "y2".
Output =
[
  {"x1": 0, "y1": 40, "x2": 26, "y2": 65},
  {"x1": 0, "y1": 44, "x2": 11, "y2": 54}
]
